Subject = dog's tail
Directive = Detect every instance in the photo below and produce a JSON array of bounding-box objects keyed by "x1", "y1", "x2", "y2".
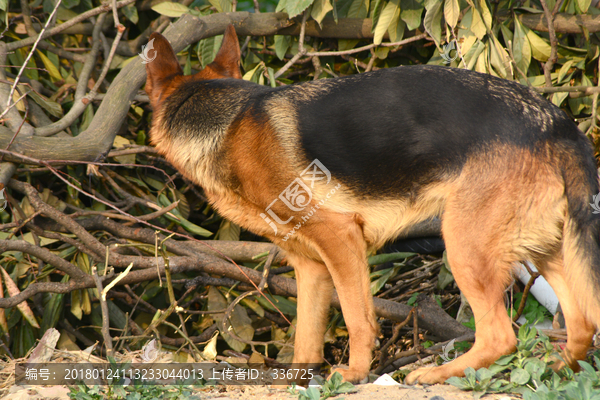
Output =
[{"x1": 562, "y1": 135, "x2": 600, "y2": 329}]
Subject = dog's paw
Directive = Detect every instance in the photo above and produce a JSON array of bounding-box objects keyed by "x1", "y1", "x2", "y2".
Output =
[
  {"x1": 330, "y1": 366, "x2": 369, "y2": 384},
  {"x1": 405, "y1": 366, "x2": 448, "y2": 385}
]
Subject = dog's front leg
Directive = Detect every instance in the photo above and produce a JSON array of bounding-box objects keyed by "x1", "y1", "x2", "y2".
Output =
[
  {"x1": 285, "y1": 252, "x2": 334, "y2": 383},
  {"x1": 299, "y1": 212, "x2": 378, "y2": 383}
]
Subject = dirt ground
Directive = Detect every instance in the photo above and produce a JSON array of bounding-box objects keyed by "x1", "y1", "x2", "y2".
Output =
[{"x1": 3, "y1": 381, "x2": 519, "y2": 400}]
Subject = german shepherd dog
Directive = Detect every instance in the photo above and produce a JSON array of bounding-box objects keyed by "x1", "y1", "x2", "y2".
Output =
[{"x1": 144, "y1": 25, "x2": 600, "y2": 384}]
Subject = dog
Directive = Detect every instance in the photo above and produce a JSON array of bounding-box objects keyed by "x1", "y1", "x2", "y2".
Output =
[{"x1": 144, "y1": 25, "x2": 600, "y2": 385}]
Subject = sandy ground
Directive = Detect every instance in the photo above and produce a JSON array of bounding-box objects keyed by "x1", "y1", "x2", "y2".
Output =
[{"x1": 3, "y1": 382, "x2": 519, "y2": 400}]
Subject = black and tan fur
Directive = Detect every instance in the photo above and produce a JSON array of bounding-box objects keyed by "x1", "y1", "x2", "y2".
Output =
[{"x1": 145, "y1": 25, "x2": 600, "y2": 385}]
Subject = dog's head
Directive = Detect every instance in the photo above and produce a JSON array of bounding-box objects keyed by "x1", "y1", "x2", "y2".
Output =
[{"x1": 144, "y1": 24, "x2": 242, "y2": 109}]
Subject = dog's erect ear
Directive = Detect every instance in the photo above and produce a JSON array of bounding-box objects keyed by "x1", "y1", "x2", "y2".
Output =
[
  {"x1": 145, "y1": 32, "x2": 183, "y2": 106},
  {"x1": 207, "y1": 24, "x2": 242, "y2": 79}
]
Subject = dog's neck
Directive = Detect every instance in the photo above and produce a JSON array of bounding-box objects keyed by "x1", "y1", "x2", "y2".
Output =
[{"x1": 149, "y1": 81, "x2": 254, "y2": 194}]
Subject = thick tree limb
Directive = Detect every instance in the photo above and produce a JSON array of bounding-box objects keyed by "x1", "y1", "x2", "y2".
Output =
[{"x1": 497, "y1": 11, "x2": 600, "y2": 33}]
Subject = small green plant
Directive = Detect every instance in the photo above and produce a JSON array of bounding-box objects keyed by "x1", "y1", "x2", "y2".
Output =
[
  {"x1": 462, "y1": 316, "x2": 476, "y2": 331},
  {"x1": 68, "y1": 384, "x2": 104, "y2": 400},
  {"x1": 407, "y1": 292, "x2": 419, "y2": 306},
  {"x1": 446, "y1": 324, "x2": 600, "y2": 400},
  {"x1": 287, "y1": 382, "x2": 300, "y2": 395},
  {"x1": 446, "y1": 366, "x2": 508, "y2": 399},
  {"x1": 68, "y1": 378, "x2": 200, "y2": 400},
  {"x1": 69, "y1": 383, "x2": 200, "y2": 400},
  {"x1": 511, "y1": 293, "x2": 553, "y2": 325},
  {"x1": 297, "y1": 372, "x2": 356, "y2": 400}
]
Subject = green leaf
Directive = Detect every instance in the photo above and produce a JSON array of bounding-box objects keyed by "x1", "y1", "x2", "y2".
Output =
[
  {"x1": 276, "y1": 0, "x2": 287, "y2": 12},
  {"x1": 184, "y1": 53, "x2": 192, "y2": 76},
  {"x1": 62, "y1": 0, "x2": 80, "y2": 9},
  {"x1": 106, "y1": 300, "x2": 127, "y2": 330},
  {"x1": 444, "y1": 0, "x2": 460, "y2": 29},
  {"x1": 470, "y1": 6, "x2": 487, "y2": 39},
  {"x1": 477, "y1": 0, "x2": 492, "y2": 30},
  {"x1": 347, "y1": 0, "x2": 370, "y2": 18},
  {"x1": 199, "y1": 35, "x2": 224, "y2": 68},
  {"x1": 267, "y1": 67, "x2": 276, "y2": 87},
  {"x1": 374, "y1": 46, "x2": 390, "y2": 59},
  {"x1": 368, "y1": 252, "x2": 415, "y2": 265},
  {"x1": 274, "y1": 35, "x2": 291, "y2": 60},
  {"x1": 424, "y1": 0, "x2": 444, "y2": 46},
  {"x1": 494, "y1": 354, "x2": 516, "y2": 366},
  {"x1": 370, "y1": 266, "x2": 398, "y2": 295},
  {"x1": 240, "y1": 297, "x2": 264, "y2": 318},
  {"x1": 122, "y1": 4, "x2": 139, "y2": 24},
  {"x1": 157, "y1": 194, "x2": 213, "y2": 237},
  {"x1": 286, "y1": 0, "x2": 314, "y2": 17},
  {"x1": 208, "y1": 287, "x2": 254, "y2": 353},
  {"x1": 388, "y1": 9, "x2": 406, "y2": 42},
  {"x1": 216, "y1": 219, "x2": 240, "y2": 241},
  {"x1": 80, "y1": 103, "x2": 94, "y2": 132},
  {"x1": 41, "y1": 276, "x2": 68, "y2": 332},
  {"x1": 437, "y1": 263, "x2": 454, "y2": 290},
  {"x1": 329, "y1": 371, "x2": 342, "y2": 386},
  {"x1": 0, "y1": 0, "x2": 7, "y2": 11},
  {"x1": 499, "y1": 21, "x2": 513, "y2": 44},
  {"x1": 401, "y1": 0, "x2": 424, "y2": 30},
  {"x1": 112, "y1": 135, "x2": 135, "y2": 165},
  {"x1": 311, "y1": 0, "x2": 333, "y2": 26},
  {"x1": 36, "y1": 50, "x2": 61, "y2": 81},
  {"x1": 511, "y1": 368, "x2": 531, "y2": 385},
  {"x1": 557, "y1": 59, "x2": 575, "y2": 84},
  {"x1": 489, "y1": 33, "x2": 509, "y2": 78},
  {"x1": 524, "y1": 25, "x2": 551, "y2": 61},
  {"x1": 334, "y1": 381, "x2": 356, "y2": 393},
  {"x1": 374, "y1": 0, "x2": 401, "y2": 45},
  {"x1": 552, "y1": 83, "x2": 570, "y2": 108},
  {"x1": 243, "y1": 63, "x2": 262, "y2": 82},
  {"x1": 407, "y1": 292, "x2": 419, "y2": 306},
  {"x1": 513, "y1": 17, "x2": 531, "y2": 76},
  {"x1": 577, "y1": 0, "x2": 591, "y2": 13},
  {"x1": 151, "y1": 2, "x2": 189, "y2": 17},
  {"x1": 371, "y1": 0, "x2": 385, "y2": 29},
  {"x1": 303, "y1": 387, "x2": 321, "y2": 400},
  {"x1": 446, "y1": 376, "x2": 471, "y2": 390},
  {"x1": 207, "y1": 0, "x2": 223, "y2": 12},
  {"x1": 457, "y1": 9, "x2": 478, "y2": 56},
  {"x1": 219, "y1": 0, "x2": 233, "y2": 12},
  {"x1": 255, "y1": 293, "x2": 297, "y2": 316},
  {"x1": 27, "y1": 90, "x2": 63, "y2": 118},
  {"x1": 338, "y1": 39, "x2": 360, "y2": 51}
]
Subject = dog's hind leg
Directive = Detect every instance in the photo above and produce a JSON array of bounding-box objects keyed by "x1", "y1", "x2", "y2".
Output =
[
  {"x1": 286, "y1": 252, "x2": 334, "y2": 376},
  {"x1": 537, "y1": 254, "x2": 596, "y2": 371},
  {"x1": 405, "y1": 175, "x2": 521, "y2": 384}
]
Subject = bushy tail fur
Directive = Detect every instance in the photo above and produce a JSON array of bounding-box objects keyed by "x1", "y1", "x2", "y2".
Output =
[{"x1": 562, "y1": 135, "x2": 600, "y2": 329}]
